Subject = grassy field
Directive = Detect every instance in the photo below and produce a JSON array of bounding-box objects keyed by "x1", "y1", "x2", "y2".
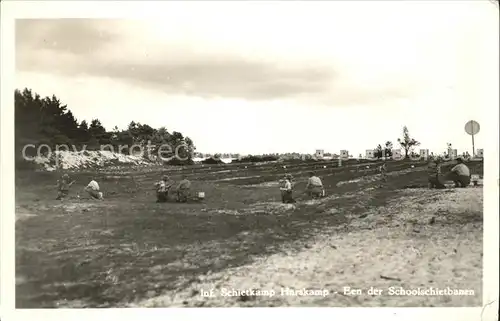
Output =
[{"x1": 15, "y1": 158, "x2": 484, "y2": 308}]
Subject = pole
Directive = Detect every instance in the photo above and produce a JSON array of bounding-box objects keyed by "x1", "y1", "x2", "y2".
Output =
[
  {"x1": 472, "y1": 133, "x2": 475, "y2": 157},
  {"x1": 471, "y1": 121, "x2": 476, "y2": 157}
]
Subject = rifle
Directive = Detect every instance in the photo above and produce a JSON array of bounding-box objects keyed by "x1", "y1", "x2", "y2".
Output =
[
  {"x1": 155, "y1": 181, "x2": 174, "y2": 192},
  {"x1": 56, "y1": 180, "x2": 76, "y2": 188}
]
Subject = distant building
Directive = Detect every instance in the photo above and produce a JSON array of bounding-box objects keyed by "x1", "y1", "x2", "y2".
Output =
[
  {"x1": 315, "y1": 149, "x2": 324, "y2": 159},
  {"x1": 448, "y1": 148, "x2": 458, "y2": 159},
  {"x1": 420, "y1": 149, "x2": 429, "y2": 159},
  {"x1": 366, "y1": 149, "x2": 374, "y2": 159},
  {"x1": 340, "y1": 150, "x2": 349, "y2": 159},
  {"x1": 476, "y1": 149, "x2": 484, "y2": 158},
  {"x1": 392, "y1": 149, "x2": 402, "y2": 160}
]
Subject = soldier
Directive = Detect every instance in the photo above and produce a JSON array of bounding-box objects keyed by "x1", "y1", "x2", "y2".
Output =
[
  {"x1": 379, "y1": 161, "x2": 387, "y2": 182},
  {"x1": 427, "y1": 159, "x2": 445, "y2": 189},
  {"x1": 279, "y1": 174, "x2": 295, "y2": 203},
  {"x1": 56, "y1": 174, "x2": 75, "y2": 200},
  {"x1": 447, "y1": 157, "x2": 471, "y2": 188},
  {"x1": 84, "y1": 178, "x2": 103, "y2": 200},
  {"x1": 176, "y1": 176, "x2": 191, "y2": 203},
  {"x1": 305, "y1": 171, "x2": 324, "y2": 199},
  {"x1": 279, "y1": 176, "x2": 287, "y2": 202},
  {"x1": 155, "y1": 175, "x2": 173, "y2": 203}
]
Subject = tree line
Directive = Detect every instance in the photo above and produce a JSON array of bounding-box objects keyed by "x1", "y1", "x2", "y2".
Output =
[{"x1": 15, "y1": 88, "x2": 196, "y2": 165}]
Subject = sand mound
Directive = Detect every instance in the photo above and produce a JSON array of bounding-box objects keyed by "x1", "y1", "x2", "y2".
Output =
[{"x1": 32, "y1": 150, "x2": 152, "y2": 171}]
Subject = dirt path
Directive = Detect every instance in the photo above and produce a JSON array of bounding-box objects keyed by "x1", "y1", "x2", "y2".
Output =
[{"x1": 131, "y1": 187, "x2": 482, "y2": 307}]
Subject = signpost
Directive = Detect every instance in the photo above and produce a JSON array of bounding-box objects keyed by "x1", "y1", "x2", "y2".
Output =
[{"x1": 464, "y1": 120, "x2": 480, "y2": 157}]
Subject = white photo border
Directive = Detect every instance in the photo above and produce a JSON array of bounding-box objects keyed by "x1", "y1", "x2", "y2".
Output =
[{"x1": 1, "y1": 1, "x2": 498, "y2": 321}]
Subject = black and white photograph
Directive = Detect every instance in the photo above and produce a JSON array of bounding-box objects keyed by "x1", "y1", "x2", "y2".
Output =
[{"x1": 1, "y1": 0, "x2": 499, "y2": 318}]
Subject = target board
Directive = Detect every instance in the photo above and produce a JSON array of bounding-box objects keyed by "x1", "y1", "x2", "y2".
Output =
[
  {"x1": 315, "y1": 149, "x2": 324, "y2": 159},
  {"x1": 392, "y1": 149, "x2": 402, "y2": 160}
]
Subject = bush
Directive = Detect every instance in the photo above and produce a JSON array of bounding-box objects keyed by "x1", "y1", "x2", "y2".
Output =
[
  {"x1": 201, "y1": 157, "x2": 224, "y2": 165},
  {"x1": 165, "y1": 158, "x2": 195, "y2": 166},
  {"x1": 232, "y1": 155, "x2": 279, "y2": 163}
]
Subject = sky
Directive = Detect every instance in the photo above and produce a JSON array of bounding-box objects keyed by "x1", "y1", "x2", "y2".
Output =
[{"x1": 14, "y1": 1, "x2": 498, "y2": 156}]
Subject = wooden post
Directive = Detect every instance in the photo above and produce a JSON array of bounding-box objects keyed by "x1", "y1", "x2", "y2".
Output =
[{"x1": 472, "y1": 133, "x2": 475, "y2": 157}]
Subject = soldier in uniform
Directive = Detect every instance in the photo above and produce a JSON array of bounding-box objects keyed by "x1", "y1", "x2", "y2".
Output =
[
  {"x1": 305, "y1": 171, "x2": 324, "y2": 199},
  {"x1": 176, "y1": 176, "x2": 191, "y2": 203},
  {"x1": 279, "y1": 174, "x2": 295, "y2": 203},
  {"x1": 427, "y1": 159, "x2": 445, "y2": 189},
  {"x1": 56, "y1": 174, "x2": 75, "y2": 200},
  {"x1": 379, "y1": 161, "x2": 387, "y2": 182},
  {"x1": 155, "y1": 175, "x2": 173, "y2": 203},
  {"x1": 84, "y1": 177, "x2": 103, "y2": 200},
  {"x1": 448, "y1": 157, "x2": 471, "y2": 188}
]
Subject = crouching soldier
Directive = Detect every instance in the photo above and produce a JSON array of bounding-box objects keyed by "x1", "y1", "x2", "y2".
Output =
[
  {"x1": 427, "y1": 159, "x2": 445, "y2": 189},
  {"x1": 85, "y1": 178, "x2": 103, "y2": 200},
  {"x1": 448, "y1": 157, "x2": 471, "y2": 188},
  {"x1": 56, "y1": 174, "x2": 75, "y2": 200},
  {"x1": 378, "y1": 161, "x2": 387, "y2": 187},
  {"x1": 176, "y1": 176, "x2": 191, "y2": 203},
  {"x1": 279, "y1": 174, "x2": 295, "y2": 203},
  {"x1": 305, "y1": 171, "x2": 324, "y2": 199},
  {"x1": 155, "y1": 175, "x2": 172, "y2": 203}
]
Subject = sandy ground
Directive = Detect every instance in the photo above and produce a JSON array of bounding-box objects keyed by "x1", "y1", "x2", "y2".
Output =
[
  {"x1": 15, "y1": 160, "x2": 484, "y2": 308},
  {"x1": 131, "y1": 187, "x2": 483, "y2": 308}
]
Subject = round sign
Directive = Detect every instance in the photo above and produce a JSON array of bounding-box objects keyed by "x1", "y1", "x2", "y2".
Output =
[{"x1": 465, "y1": 120, "x2": 480, "y2": 135}]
